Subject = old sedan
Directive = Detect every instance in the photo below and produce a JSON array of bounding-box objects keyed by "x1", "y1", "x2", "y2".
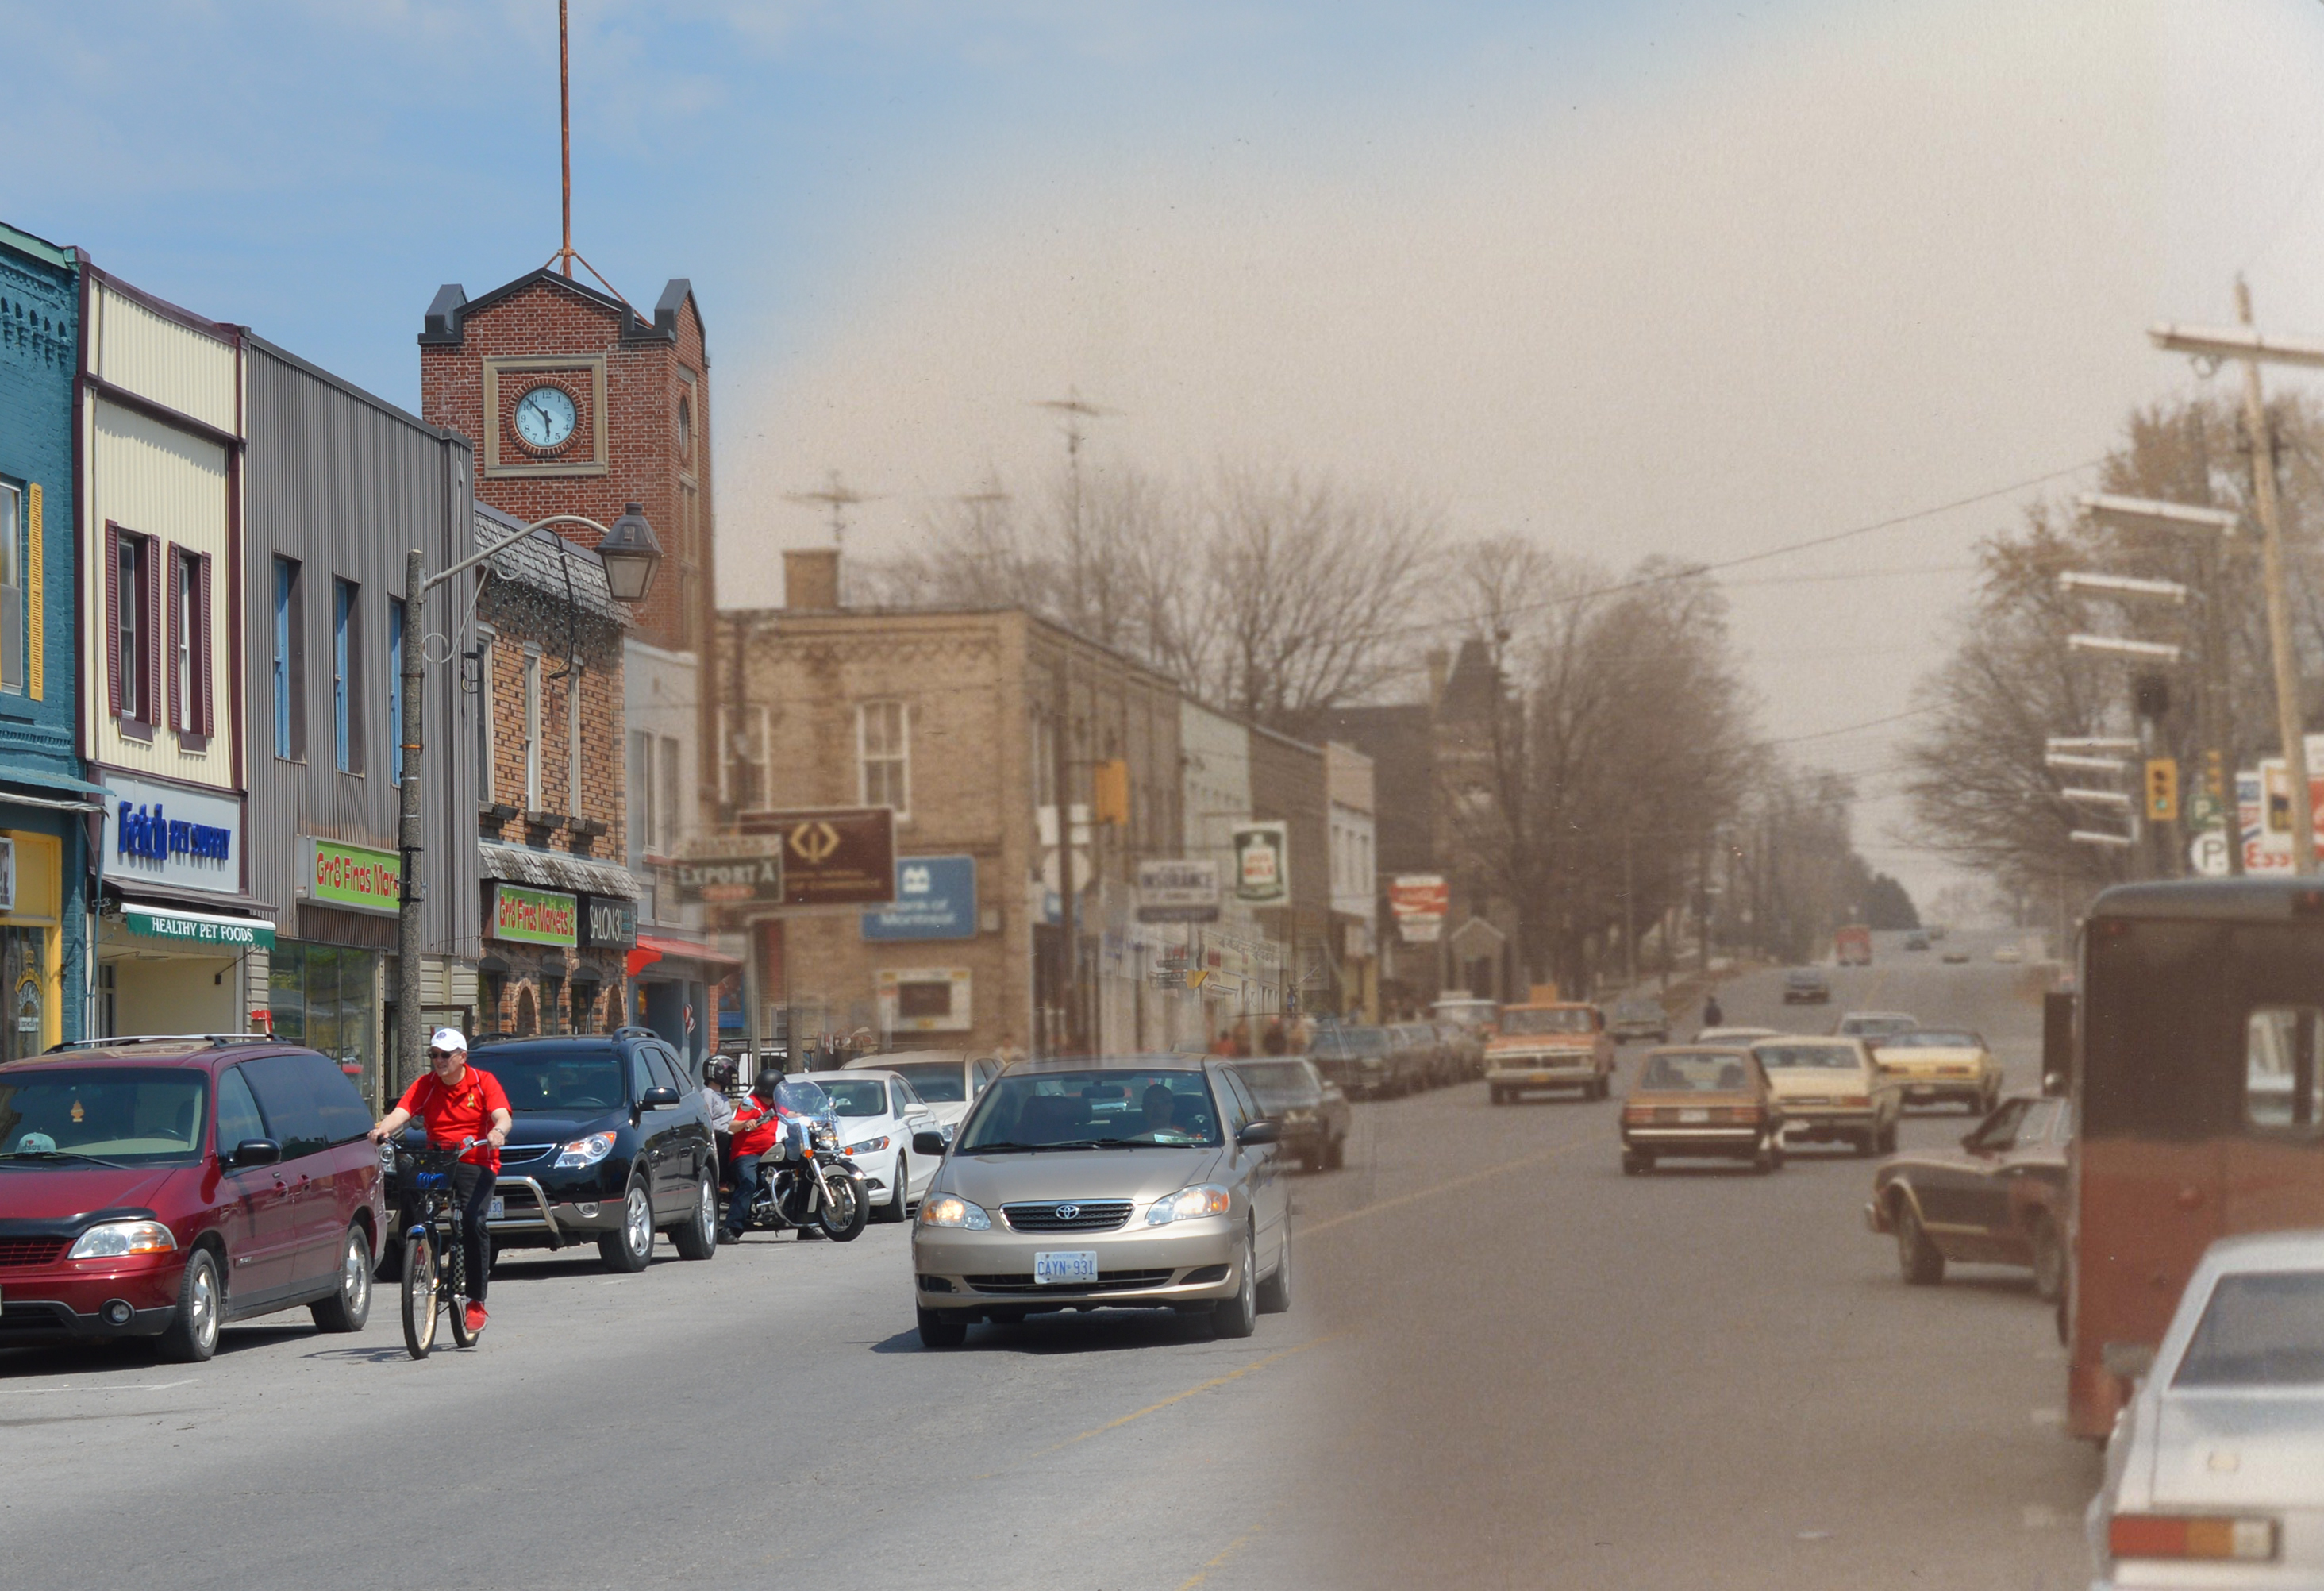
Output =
[
  {"x1": 1871, "y1": 1026, "x2": 2003, "y2": 1114},
  {"x1": 910, "y1": 1057, "x2": 1291, "y2": 1347},
  {"x1": 1864, "y1": 1093, "x2": 2068, "y2": 1297},
  {"x1": 1229, "y1": 1057, "x2": 1349, "y2": 1173},
  {"x1": 1618, "y1": 1046, "x2": 1784, "y2": 1175},
  {"x1": 1750, "y1": 1036, "x2": 1900, "y2": 1156},
  {"x1": 2087, "y1": 1230, "x2": 2324, "y2": 1589}
]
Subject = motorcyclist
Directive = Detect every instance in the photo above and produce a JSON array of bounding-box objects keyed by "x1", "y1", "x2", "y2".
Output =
[
  {"x1": 720, "y1": 1069, "x2": 787, "y2": 1245},
  {"x1": 700, "y1": 1054, "x2": 738, "y2": 1134}
]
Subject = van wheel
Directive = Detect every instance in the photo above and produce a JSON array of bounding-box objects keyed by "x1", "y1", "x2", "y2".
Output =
[
  {"x1": 310, "y1": 1223, "x2": 372, "y2": 1332},
  {"x1": 1895, "y1": 1202, "x2": 1945, "y2": 1285},
  {"x1": 156, "y1": 1248, "x2": 221, "y2": 1363}
]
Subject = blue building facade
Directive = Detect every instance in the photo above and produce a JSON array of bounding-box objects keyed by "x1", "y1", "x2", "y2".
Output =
[{"x1": 0, "y1": 222, "x2": 91, "y2": 1052}]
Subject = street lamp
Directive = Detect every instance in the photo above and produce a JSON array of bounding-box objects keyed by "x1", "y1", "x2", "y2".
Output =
[
  {"x1": 2068, "y1": 633, "x2": 2184, "y2": 664},
  {"x1": 2077, "y1": 491, "x2": 2240, "y2": 538},
  {"x1": 2045, "y1": 753, "x2": 2127, "y2": 773},
  {"x1": 2069, "y1": 830, "x2": 2135, "y2": 849},
  {"x1": 2058, "y1": 571, "x2": 2190, "y2": 604},
  {"x1": 2060, "y1": 787, "x2": 2132, "y2": 808},
  {"x1": 392, "y1": 507, "x2": 662, "y2": 1092}
]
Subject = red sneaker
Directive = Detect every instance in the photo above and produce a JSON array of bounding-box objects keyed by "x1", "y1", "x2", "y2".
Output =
[{"x1": 464, "y1": 1302, "x2": 488, "y2": 1336}]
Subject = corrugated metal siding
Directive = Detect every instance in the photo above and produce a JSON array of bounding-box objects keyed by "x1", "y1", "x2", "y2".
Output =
[
  {"x1": 88, "y1": 282, "x2": 236, "y2": 433},
  {"x1": 83, "y1": 396, "x2": 233, "y2": 788},
  {"x1": 242, "y1": 345, "x2": 479, "y2": 956}
]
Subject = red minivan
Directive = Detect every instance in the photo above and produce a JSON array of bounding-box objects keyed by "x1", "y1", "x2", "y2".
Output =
[{"x1": 0, "y1": 1037, "x2": 387, "y2": 1362}]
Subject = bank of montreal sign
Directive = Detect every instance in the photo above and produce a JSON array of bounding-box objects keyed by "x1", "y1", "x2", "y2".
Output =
[
  {"x1": 101, "y1": 773, "x2": 240, "y2": 896},
  {"x1": 861, "y1": 855, "x2": 975, "y2": 942}
]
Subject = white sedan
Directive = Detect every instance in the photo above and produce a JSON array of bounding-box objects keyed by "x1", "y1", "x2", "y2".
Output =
[
  {"x1": 842, "y1": 1050, "x2": 999, "y2": 1133},
  {"x1": 798, "y1": 1069, "x2": 945, "y2": 1225},
  {"x1": 2087, "y1": 1229, "x2": 2324, "y2": 1588}
]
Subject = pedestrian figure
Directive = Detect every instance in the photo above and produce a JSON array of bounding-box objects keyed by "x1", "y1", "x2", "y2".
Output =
[{"x1": 1702, "y1": 994, "x2": 1725, "y2": 1029}]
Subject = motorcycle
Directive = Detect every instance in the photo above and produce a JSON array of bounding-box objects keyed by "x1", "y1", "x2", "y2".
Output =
[{"x1": 735, "y1": 1112, "x2": 869, "y2": 1242}]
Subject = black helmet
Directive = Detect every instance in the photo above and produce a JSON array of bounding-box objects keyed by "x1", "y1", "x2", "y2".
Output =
[
  {"x1": 706, "y1": 1055, "x2": 736, "y2": 1091},
  {"x1": 752, "y1": 1068, "x2": 783, "y2": 1101}
]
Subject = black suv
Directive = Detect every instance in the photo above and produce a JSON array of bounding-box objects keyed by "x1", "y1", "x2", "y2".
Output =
[{"x1": 468, "y1": 1029, "x2": 719, "y2": 1272}]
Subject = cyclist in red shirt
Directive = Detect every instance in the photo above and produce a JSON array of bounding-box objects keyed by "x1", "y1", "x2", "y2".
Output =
[{"x1": 368, "y1": 1028, "x2": 510, "y2": 1336}]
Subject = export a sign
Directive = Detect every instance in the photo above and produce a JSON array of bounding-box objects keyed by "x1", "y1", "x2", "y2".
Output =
[
  {"x1": 673, "y1": 838, "x2": 786, "y2": 908},
  {"x1": 737, "y1": 807, "x2": 897, "y2": 907},
  {"x1": 306, "y1": 838, "x2": 401, "y2": 915},
  {"x1": 1231, "y1": 822, "x2": 1289, "y2": 905},
  {"x1": 490, "y1": 882, "x2": 577, "y2": 946},
  {"x1": 863, "y1": 855, "x2": 976, "y2": 942}
]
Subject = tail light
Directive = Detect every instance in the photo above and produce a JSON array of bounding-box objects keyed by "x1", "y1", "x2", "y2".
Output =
[
  {"x1": 1838, "y1": 1095, "x2": 1869, "y2": 1108},
  {"x1": 1715, "y1": 1105, "x2": 1764, "y2": 1126},
  {"x1": 2108, "y1": 1515, "x2": 2277, "y2": 1562}
]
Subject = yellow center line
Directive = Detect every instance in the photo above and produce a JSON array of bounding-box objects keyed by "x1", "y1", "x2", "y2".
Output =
[
  {"x1": 1028, "y1": 1332, "x2": 1345, "y2": 1460},
  {"x1": 1176, "y1": 1509, "x2": 1276, "y2": 1590},
  {"x1": 1302, "y1": 1129, "x2": 1595, "y2": 1237}
]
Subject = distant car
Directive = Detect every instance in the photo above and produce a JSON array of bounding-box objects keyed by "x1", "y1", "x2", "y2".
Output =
[
  {"x1": 1782, "y1": 967, "x2": 1832, "y2": 1004},
  {"x1": 1485, "y1": 1000, "x2": 1616, "y2": 1104},
  {"x1": 1870, "y1": 1027, "x2": 2003, "y2": 1115},
  {"x1": 1866, "y1": 1094, "x2": 2068, "y2": 1297},
  {"x1": 1941, "y1": 948, "x2": 1970, "y2": 965},
  {"x1": 0, "y1": 1038, "x2": 386, "y2": 1362},
  {"x1": 1430, "y1": 992, "x2": 1499, "y2": 1035},
  {"x1": 1903, "y1": 933, "x2": 1930, "y2": 952},
  {"x1": 1390, "y1": 1023, "x2": 1456, "y2": 1090},
  {"x1": 1619, "y1": 1046, "x2": 1784, "y2": 1174},
  {"x1": 1432, "y1": 1021, "x2": 1485, "y2": 1082},
  {"x1": 1752, "y1": 1036, "x2": 1901, "y2": 1156},
  {"x1": 1310, "y1": 1024, "x2": 1398, "y2": 1099},
  {"x1": 1696, "y1": 1026, "x2": 1779, "y2": 1045},
  {"x1": 845, "y1": 1050, "x2": 1001, "y2": 1132},
  {"x1": 1231, "y1": 1057, "x2": 1349, "y2": 1172},
  {"x1": 1835, "y1": 1011, "x2": 1918, "y2": 1041},
  {"x1": 2085, "y1": 1230, "x2": 2324, "y2": 1588},
  {"x1": 1606, "y1": 998, "x2": 1670, "y2": 1044},
  {"x1": 798, "y1": 1069, "x2": 945, "y2": 1223},
  {"x1": 1992, "y1": 944, "x2": 2024, "y2": 965}
]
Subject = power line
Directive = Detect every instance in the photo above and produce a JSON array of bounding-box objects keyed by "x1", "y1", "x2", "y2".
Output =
[{"x1": 1767, "y1": 707, "x2": 1935, "y2": 745}]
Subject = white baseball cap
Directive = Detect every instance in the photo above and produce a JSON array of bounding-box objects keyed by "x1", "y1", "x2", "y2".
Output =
[{"x1": 429, "y1": 1027, "x2": 469, "y2": 1054}]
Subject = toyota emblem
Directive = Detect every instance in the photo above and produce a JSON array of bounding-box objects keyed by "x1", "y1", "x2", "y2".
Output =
[{"x1": 1055, "y1": 1204, "x2": 1079, "y2": 1221}]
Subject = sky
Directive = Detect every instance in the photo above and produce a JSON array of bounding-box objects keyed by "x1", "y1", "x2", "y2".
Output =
[{"x1": 15, "y1": 0, "x2": 2324, "y2": 911}]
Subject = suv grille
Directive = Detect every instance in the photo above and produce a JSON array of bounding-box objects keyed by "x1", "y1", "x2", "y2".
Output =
[
  {"x1": 966, "y1": 1269, "x2": 1175, "y2": 1295},
  {"x1": 1002, "y1": 1200, "x2": 1132, "y2": 1233},
  {"x1": 498, "y1": 1144, "x2": 554, "y2": 1166},
  {"x1": 0, "y1": 1236, "x2": 68, "y2": 1268}
]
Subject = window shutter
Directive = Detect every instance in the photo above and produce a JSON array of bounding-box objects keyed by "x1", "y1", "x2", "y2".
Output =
[
  {"x1": 164, "y1": 544, "x2": 182, "y2": 731},
  {"x1": 103, "y1": 526, "x2": 121, "y2": 717},
  {"x1": 195, "y1": 551, "x2": 214, "y2": 735},
  {"x1": 140, "y1": 538, "x2": 162, "y2": 728}
]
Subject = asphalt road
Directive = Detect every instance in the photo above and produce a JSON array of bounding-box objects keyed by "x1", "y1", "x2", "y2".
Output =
[{"x1": 1, "y1": 929, "x2": 2098, "y2": 1589}]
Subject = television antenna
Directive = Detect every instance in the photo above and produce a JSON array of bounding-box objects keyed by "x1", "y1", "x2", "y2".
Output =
[{"x1": 784, "y1": 470, "x2": 884, "y2": 548}]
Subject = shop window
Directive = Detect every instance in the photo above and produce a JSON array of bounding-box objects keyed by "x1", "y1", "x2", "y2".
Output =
[
  {"x1": 168, "y1": 546, "x2": 213, "y2": 741},
  {"x1": 514, "y1": 985, "x2": 537, "y2": 1036},
  {"x1": 541, "y1": 975, "x2": 564, "y2": 1036},
  {"x1": 0, "y1": 926, "x2": 45, "y2": 1064},
  {"x1": 333, "y1": 577, "x2": 363, "y2": 773},
  {"x1": 267, "y1": 942, "x2": 378, "y2": 1098},
  {"x1": 479, "y1": 971, "x2": 505, "y2": 1036},
  {"x1": 0, "y1": 482, "x2": 21, "y2": 695},
  {"x1": 272, "y1": 556, "x2": 305, "y2": 760},
  {"x1": 859, "y1": 700, "x2": 909, "y2": 818},
  {"x1": 571, "y1": 981, "x2": 597, "y2": 1034},
  {"x1": 106, "y1": 526, "x2": 160, "y2": 732},
  {"x1": 522, "y1": 649, "x2": 543, "y2": 811}
]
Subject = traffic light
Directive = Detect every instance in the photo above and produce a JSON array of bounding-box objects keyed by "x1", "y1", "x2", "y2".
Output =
[
  {"x1": 1091, "y1": 758, "x2": 1130, "y2": 826},
  {"x1": 2145, "y1": 757, "x2": 2179, "y2": 822},
  {"x1": 2205, "y1": 747, "x2": 2226, "y2": 799}
]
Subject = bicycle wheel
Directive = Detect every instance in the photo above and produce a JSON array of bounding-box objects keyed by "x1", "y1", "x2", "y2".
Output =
[
  {"x1": 446, "y1": 1221, "x2": 475, "y2": 1349},
  {"x1": 400, "y1": 1228, "x2": 439, "y2": 1359}
]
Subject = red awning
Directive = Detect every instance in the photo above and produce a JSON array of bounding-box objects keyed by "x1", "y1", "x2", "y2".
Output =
[{"x1": 632, "y1": 934, "x2": 742, "y2": 972}]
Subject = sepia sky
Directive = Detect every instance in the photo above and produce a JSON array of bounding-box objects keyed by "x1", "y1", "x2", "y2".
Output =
[{"x1": 17, "y1": 0, "x2": 2324, "y2": 907}]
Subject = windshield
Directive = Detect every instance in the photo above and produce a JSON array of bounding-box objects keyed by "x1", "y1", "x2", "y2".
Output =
[
  {"x1": 887, "y1": 1061, "x2": 968, "y2": 1102},
  {"x1": 2174, "y1": 1271, "x2": 2324, "y2": 1388},
  {"x1": 1614, "y1": 1002, "x2": 1659, "y2": 1020},
  {"x1": 1319, "y1": 1028, "x2": 1390, "y2": 1057},
  {"x1": 1236, "y1": 1061, "x2": 1319, "y2": 1103},
  {"x1": 1756, "y1": 1044, "x2": 1860, "y2": 1070},
  {"x1": 1637, "y1": 1052, "x2": 1754, "y2": 1093},
  {"x1": 487, "y1": 1052, "x2": 627, "y2": 1111},
  {"x1": 1842, "y1": 1016, "x2": 1916, "y2": 1037},
  {"x1": 776, "y1": 1078, "x2": 832, "y2": 1115},
  {"x1": 0, "y1": 1068, "x2": 209, "y2": 1165},
  {"x1": 1786, "y1": 969, "x2": 1826, "y2": 983},
  {"x1": 817, "y1": 1078, "x2": 887, "y2": 1117},
  {"x1": 1501, "y1": 1008, "x2": 1591, "y2": 1035},
  {"x1": 1877, "y1": 1030, "x2": 1979, "y2": 1050},
  {"x1": 957, "y1": 1067, "x2": 1222, "y2": 1150}
]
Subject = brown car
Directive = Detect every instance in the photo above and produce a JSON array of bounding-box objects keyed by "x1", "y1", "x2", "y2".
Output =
[
  {"x1": 1863, "y1": 1093, "x2": 2070, "y2": 1300},
  {"x1": 1618, "y1": 1046, "x2": 1785, "y2": 1175}
]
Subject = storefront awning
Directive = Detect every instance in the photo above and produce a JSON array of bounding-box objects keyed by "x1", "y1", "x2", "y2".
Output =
[
  {"x1": 632, "y1": 934, "x2": 743, "y2": 972},
  {"x1": 477, "y1": 840, "x2": 641, "y2": 901},
  {"x1": 121, "y1": 903, "x2": 275, "y2": 951},
  {"x1": 0, "y1": 761, "x2": 107, "y2": 799}
]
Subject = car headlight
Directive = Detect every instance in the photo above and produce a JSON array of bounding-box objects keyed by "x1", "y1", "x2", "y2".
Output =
[
  {"x1": 67, "y1": 1220, "x2": 177, "y2": 1260},
  {"x1": 845, "y1": 1135, "x2": 891, "y2": 1157},
  {"x1": 1145, "y1": 1184, "x2": 1232, "y2": 1226},
  {"x1": 554, "y1": 1131, "x2": 618, "y2": 1168},
  {"x1": 918, "y1": 1195, "x2": 991, "y2": 1230}
]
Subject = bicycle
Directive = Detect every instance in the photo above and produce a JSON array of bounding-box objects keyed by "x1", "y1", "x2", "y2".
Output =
[{"x1": 392, "y1": 1138, "x2": 487, "y2": 1358}]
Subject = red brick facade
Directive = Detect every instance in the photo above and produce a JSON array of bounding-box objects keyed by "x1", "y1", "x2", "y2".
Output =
[{"x1": 474, "y1": 634, "x2": 627, "y2": 859}]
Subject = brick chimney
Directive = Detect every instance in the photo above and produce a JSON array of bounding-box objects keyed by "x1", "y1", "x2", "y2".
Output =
[
  {"x1": 1425, "y1": 646, "x2": 1451, "y2": 709},
  {"x1": 783, "y1": 547, "x2": 841, "y2": 611}
]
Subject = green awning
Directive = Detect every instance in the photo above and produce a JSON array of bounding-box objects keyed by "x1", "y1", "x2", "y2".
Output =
[{"x1": 122, "y1": 905, "x2": 275, "y2": 951}]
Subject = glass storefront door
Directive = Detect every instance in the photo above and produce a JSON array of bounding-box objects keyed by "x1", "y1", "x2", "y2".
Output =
[
  {"x1": 269, "y1": 941, "x2": 379, "y2": 1101},
  {"x1": 1, "y1": 925, "x2": 48, "y2": 1064}
]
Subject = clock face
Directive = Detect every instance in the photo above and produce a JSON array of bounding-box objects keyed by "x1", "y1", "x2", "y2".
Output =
[{"x1": 514, "y1": 384, "x2": 578, "y2": 450}]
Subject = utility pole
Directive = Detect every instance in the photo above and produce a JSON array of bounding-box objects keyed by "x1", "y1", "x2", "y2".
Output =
[
  {"x1": 1052, "y1": 662, "x2": 1079, "y2": 1054},
  {"x1": 1621, "y1": 822, "x2": 1637, "y2": 987},
  {"x1": 2234, "y1": 279, "x2": 2312, "y2": 874}
]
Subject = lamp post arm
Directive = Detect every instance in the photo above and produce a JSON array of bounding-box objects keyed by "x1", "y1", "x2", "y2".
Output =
[{"x1": 420, "y1": 514, "x2": 615, "y2": 597}]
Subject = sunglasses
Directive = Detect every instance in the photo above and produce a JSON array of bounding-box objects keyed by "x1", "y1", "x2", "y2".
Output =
[{"x1": 427, "y1": 1049, "x2": 459, "y2": 1060}]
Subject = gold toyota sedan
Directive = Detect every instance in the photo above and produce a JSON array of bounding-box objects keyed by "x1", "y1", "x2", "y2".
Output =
[
  {"x1": 1870, "y1": 1027, "x2": 2003, "y2": 1115},
  {"x1": 1750, "y1": 1036, "x2": 1901, "y2": 1157},
  {"x1": 909, "y1": 1056, "x2": 1292, "y2": 1347}
]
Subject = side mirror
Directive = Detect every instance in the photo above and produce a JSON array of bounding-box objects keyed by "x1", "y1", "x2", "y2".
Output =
[
  {"x1": 2041, "y1": 1071, "x2": 2069, "y2": 1099},
  {"x1": 912, "y1": 1130, "x2": 949, "y2": 1158},
  {"x1": 640, "y1": 1086, "x2": 680, "y2": 1109},
  {"x1": 1238, "y1": 1120, "x2": 1281, "y2": 1146},
  {"x1": 229, "y1": 1138, "x2": 281, "y2": 1169}
]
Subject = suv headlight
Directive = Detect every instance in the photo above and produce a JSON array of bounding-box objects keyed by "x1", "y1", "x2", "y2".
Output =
[
  {"x1": 554, "y1": 1131, "x2": 618, "y2": 1168},
  {"x1": 845, "y1": 1135, "x2": 891, "y2": 1157},
  {"x1": 918, "y1": 1195, "x2": 990, "y2": 1230},
  {"x1": 67, "y1": 1220, "x2": 177, "y2": 1260},
  {"x1": 1145, "y1": 1185, "x2": 1232, "y2": 1226}
]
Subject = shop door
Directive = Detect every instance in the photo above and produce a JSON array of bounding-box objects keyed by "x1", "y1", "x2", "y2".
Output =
[{"x1": 0, "y1": 926, "x2": 46, "y2": 1064}]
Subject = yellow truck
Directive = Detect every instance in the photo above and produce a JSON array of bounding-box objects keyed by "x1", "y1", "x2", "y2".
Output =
[{"x1": 1485, "y1": 992, "x2": 1615, "y2": 1104}]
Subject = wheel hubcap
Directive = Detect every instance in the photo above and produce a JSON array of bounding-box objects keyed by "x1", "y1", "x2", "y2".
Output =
[
  {"x1": 343, "y1": 1238, "x2": 367, "y2": 1308},
  {"x1": 189, "y1": 1262, "x2": 217, "y2": 1349},
  {"x1": 627, "y1": 1188, "x2": 650, "y2": 1253},
  {"x1": 698, "y1": 1178, "x2": 714, "y2": 1238}
]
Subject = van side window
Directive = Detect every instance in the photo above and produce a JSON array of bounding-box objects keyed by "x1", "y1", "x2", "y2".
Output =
[
  {"x1": 215, "y1": 1066, "x2": 267, "y2": 1157},
  {"x1": 2245, "y1": 1007, "x2": 2324, "y2": 1132},
  {"x1": 629, "y1": 1048, "x2": 656, "y2": 1104},
  {"x1": 240, "y1": 1052, "x2": 329, "y2": 1160},
  {"x1": 644, "y1": 1048, "x2": 684, "y2": 1095}
]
